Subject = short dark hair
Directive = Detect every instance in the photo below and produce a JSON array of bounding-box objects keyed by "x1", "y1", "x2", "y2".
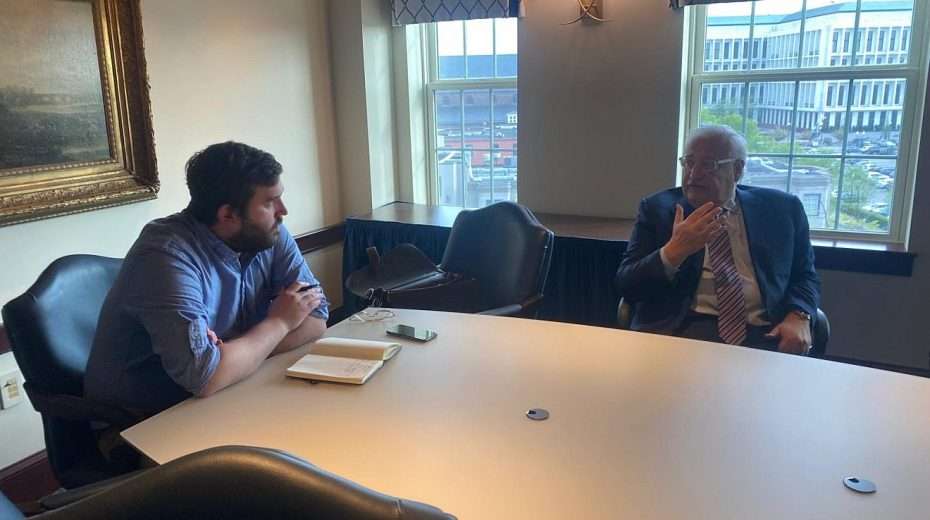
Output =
[{"x1": 185, "y1": 141, "x2": 283, "y2": 225}]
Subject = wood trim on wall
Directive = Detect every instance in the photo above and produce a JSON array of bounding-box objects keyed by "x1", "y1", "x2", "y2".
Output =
[
  {"x1": 0, "y1": 324, "x2": 9, "y2": 355},
  {"x1": 0, "y1": 450, "x2": 59, "y2": 504},
  {"x1": 295, "y1": 223, "x2": 345, "y2": 255}
]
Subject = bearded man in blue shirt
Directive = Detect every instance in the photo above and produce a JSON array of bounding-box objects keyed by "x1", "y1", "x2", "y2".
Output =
[{"x1": 86, "y1": 141, "x2": 329, "y2": 418}]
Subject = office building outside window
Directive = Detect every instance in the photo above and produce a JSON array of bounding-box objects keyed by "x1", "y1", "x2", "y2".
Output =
[
  {"x1": 427, "y1": 19, "x2": 518, "y2": 209},
  {"x1": 687, "y1": 0, "x2": 928, "y2": 240}
]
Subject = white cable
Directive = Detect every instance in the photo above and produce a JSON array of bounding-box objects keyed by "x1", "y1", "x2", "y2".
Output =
[{"x1": 349, "y1": 309, "x2": 396, "y2": 322}]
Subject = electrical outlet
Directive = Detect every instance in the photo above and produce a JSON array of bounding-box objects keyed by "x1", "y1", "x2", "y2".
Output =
[{"x1": 0, "y1": 371, "x2": 24, "y2": 409}]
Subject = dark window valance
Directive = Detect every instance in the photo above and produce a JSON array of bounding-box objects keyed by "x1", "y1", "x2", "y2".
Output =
[{"x1": 392, "y1": 0, "x2": 522, "y2": 26}]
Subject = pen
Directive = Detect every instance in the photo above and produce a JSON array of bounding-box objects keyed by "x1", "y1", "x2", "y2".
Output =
[{"x1": 272, "y1": 283, "x2": 320, "y2": 300}]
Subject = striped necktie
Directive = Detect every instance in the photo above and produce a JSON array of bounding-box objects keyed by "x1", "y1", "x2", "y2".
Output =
[{"x1": 708, "y1": 226, "x2": 747, "y2": 345}]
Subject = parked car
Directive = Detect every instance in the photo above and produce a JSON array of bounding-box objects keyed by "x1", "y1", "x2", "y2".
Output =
[
  {"x1": 862, "y1": 202, "x2": 890, "y2": 215},
  {"x1": 862, "y1": 141, "x2": 898, "y2": 155}
]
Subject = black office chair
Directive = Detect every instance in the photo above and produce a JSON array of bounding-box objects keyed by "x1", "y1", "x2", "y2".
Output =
[
  {"x1": 1, "y1": 255, "x2": 139, "y2": 489},
  {"x1": 444, "y1": 201, "x2": 554, "y2": 316},
  {"x1": 615, "y1": 298, "x2": 831, "y2": 357},
  {"x1": 1, "y1": 445, "x2": 456, "y2": 519},
  {"x1": 347, "y1": 201, "x2": 555, "y2": 318}
]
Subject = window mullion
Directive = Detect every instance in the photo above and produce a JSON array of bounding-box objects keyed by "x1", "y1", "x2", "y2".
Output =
[
  {"x1": 492, "y1": 19, "x2": 498, "y2": 78},
  {"x1": 460, "y1": 90, "x2": 466, "y2": 207},
  {"x1": 429, "y1": 78, "x2": 517, "y2": 89},
  {"x1": 741, "y1": 80, "x2": 750, "y2": 136},
  {"x1": 462, "y1": 21, "x2": 468, "y2": 79},
  {"x1": 834, "y1": 77, "x2": 857, "y2": 231},
  {"x1": 850, "y1": 0, "x2": 863, "y2": 67},
  {"x1": 489, "y1": 87, "x2": 495, "y2": 205},
  {"x1": 695, "y1": 66, "x2": 917, "y2": 83},
  {"x1": 747, "y1": 2, "x2": 756, "y2": 71},
  {"x1": 786, "y1": 80, "x2": 802, "y2": 194},
  {"x1": 739, "y1": 1, "x2": 755, "y2": 135},
  {"x1": 797, "y1": 0, "x2": 808, "y2": 70}
]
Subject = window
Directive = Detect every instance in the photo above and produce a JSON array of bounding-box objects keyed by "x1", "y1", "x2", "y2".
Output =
[
  {"x1": 803, "y1": 193, "x2": 824, "y2": 216},
  {"x1": 427, "y1": 19, "x2": 518, "y2": 208},
  {"x1": 688, "y1": 0, "x2": 928, "y2": 240}
]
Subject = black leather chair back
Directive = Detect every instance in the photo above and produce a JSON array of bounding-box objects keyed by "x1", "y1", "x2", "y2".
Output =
[
  {"x1": 37, "y1": 446, "x2": 456, "y2": 520},
  {"x1": 440, "y1": 201, "x2": 554, "y2": 312},
  {"x1": 1, "y1": 255, "x2": 128, "y2": 488},
  {"x1": 3, "y1": 255, "x2": 121, "y2": 397}
]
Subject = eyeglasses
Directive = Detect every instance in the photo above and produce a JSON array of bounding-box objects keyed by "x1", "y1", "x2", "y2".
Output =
[{"x1": 679, "y1": 156, "x2": 740, "y2": 173}]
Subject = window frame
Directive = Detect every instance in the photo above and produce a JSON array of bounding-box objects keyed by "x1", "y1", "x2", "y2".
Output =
[
  {"x1": 422, "y1": 20, "x2": 519, "y2": 208},
  {"x1": 685, "y1": 0, "x2": 930, "y2": 243}
]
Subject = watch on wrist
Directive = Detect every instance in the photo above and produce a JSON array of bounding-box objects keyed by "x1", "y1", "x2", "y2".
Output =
[{"x1": 790, "y1": 309, "x2": 812, "y2": 321}]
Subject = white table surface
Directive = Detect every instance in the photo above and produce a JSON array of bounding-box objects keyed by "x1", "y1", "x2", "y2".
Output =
[{"x1": 123, "y1": 309, "x2": 930, "y2": 519}]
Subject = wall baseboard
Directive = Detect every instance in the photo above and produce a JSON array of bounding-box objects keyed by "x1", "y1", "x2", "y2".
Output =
[{"x1": 0, "y1": 450, "x2": 58, "y2": 504}]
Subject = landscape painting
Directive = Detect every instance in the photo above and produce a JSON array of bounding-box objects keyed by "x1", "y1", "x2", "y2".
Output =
[
  {"x1": 0, "y1": 0, "x2": 111, "y2": 170},
  {"x1": 0, "y1": 0, "x2": 158, "y2": 227}
]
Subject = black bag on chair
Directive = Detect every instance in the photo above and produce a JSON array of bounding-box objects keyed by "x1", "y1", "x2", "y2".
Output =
[{"x1": 347, "y1": 244, "x2": 483, "y2": 313}]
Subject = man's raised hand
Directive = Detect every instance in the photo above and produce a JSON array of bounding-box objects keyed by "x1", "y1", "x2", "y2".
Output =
[{"x1": 661, "y1": 202, "x2": 725, "y2": 267}]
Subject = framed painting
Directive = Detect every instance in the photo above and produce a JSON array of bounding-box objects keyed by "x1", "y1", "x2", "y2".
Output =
[{"x1": 0, "y1": 0, "x2": 157, "y2": 227}]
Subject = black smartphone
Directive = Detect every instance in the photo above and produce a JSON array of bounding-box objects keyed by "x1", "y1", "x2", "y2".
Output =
[{"x1": 386, "y1": 324, "x2": 438, "y2": 342}]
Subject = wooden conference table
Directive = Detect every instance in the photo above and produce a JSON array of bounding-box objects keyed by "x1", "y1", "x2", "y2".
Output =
[{"x1": 123, "y1": 309, "x2": 930, "y2": 519}]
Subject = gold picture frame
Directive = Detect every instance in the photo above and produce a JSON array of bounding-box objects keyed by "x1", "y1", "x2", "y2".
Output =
[{"x1": 0, "y1": 0, "x2": 157, "y2": 227}]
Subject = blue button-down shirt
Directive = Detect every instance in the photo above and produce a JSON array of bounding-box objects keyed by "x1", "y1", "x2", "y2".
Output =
[{"x1": 86, "y1": 210, "x2": 328, "y2": 416}]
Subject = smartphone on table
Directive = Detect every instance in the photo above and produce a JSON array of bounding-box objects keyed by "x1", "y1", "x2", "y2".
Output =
[{"x1": 386, "y1": 324, "x2": 438, "y2": 342}]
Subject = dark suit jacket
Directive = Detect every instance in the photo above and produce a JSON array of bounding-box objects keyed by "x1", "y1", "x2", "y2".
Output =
[{"x1": 615, "y1": 185, "x2": 820, "y2": 334}]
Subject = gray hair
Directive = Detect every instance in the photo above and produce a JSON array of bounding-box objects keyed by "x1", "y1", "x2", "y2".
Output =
[{"x1": 685, "y1": 125, "x2": 748, "y2": 161}]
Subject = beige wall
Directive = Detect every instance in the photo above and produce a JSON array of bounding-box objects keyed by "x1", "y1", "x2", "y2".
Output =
[
  {"x1": 0, "y1": 0, "x2": 343, "y2": 468},
  {"x1": 330, "y1": 0, "x2": 398, "y2": 218},
  {"x1": 518, "y1": 0, "x2": 685, "y2": 218}
]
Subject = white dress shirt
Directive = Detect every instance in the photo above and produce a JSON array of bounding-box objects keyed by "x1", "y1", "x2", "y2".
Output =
[{"x1": 660, "y1": 200, "x2": 769, "y2": 326}]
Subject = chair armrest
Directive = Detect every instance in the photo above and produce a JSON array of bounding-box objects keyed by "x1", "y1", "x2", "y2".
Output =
[
  {"x1": 24, "y1": 384, "x2": 140, "y2": 429},
  {"x1": 521, "y1": 293, "x2": 544, "y2": 311},
  {"x1": 39, "y1": 470, "x2": 148, "y2": 511},
  {"x1": 477, "y1": 294, "x2": 545, "y2": 318},
  {"x1": 478, "y1": 304, "x2": 524, "y2": 317},
  {"x1": 616, "y1": 298, "x2": 633, "y2": 330},
  {"x1": 810, "y1": 308, "x2": 830, "y2": 358}
]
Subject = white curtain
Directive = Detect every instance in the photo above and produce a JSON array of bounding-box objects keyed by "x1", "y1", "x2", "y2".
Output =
[{"x1": 391, "y1": 0, "x2": 523, "y2": 26}]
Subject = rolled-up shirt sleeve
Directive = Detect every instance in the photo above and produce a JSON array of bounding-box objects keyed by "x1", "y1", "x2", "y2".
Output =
[
  {"x1": 273, "y1": 225, "x2": 330, "y2": 320},
  {"x1": 125, "y1": 249, "x2": 220, "y2": 395}
]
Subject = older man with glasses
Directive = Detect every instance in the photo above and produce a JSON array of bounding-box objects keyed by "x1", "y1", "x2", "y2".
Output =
[{"x1": 615, "y1": 125, "x2": 820, "y2": 354}]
